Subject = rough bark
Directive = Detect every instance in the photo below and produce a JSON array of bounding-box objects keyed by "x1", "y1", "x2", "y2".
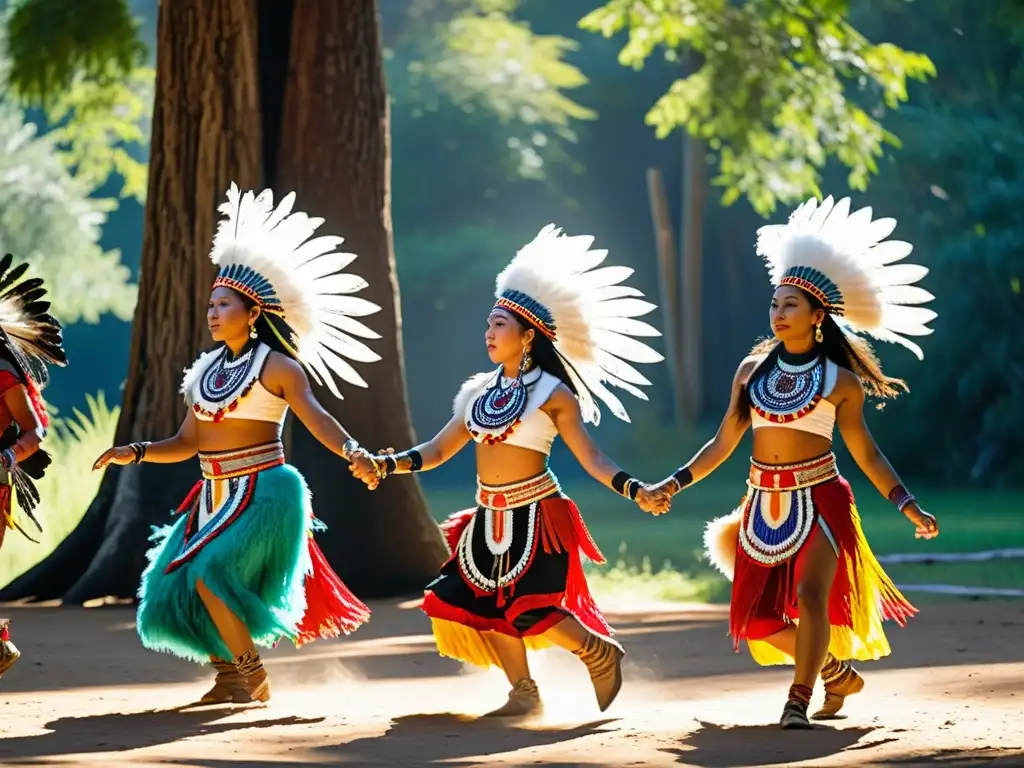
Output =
[
  {"x1": 274, "y1": 0, "x2": 447, "y2": 597},
  {"x1": 1, "y1": 0, "x2": 263, "y2": 603}
]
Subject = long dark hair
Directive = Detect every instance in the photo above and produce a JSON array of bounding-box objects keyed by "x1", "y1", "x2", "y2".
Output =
[
  {"x1": 232, "y1": 290, "x2": 301, "y2": 361},
  {"x1": 740, "y1": 288, "x2": 908, "y2": 418},
  {"x1": 508, "y1": 314, "x2": 579, "y2": 396}
]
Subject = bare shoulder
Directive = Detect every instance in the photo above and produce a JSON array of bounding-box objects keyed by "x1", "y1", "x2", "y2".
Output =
[
  {"x1": 833, "y1": 366, "x2": 865, "y2": 402},
  {"x1": 541, "y1": 382, "x2": 579, "y2": 415},
  {"x1": 263, "y1": 350, "x2": 307, "y2": 390}
]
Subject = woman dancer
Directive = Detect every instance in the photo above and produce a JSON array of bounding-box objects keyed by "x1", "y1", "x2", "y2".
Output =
[
  {"x1": 94, "y1": 185, "x2": 381, "y2": 704},
  {"x1": 0, "y1": 253, "x2": 68, "y2": 680},
  {"x1": 353, "y1": 225, "x2": 669, "y2": 717},
  {"x1": 652, "y1": 197, "x2": 938, "y2": 728}
]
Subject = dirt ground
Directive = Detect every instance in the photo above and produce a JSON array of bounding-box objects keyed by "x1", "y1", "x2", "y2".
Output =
[{"x1": 1, "y1": 598, "x2": 1022, "y2": 767}]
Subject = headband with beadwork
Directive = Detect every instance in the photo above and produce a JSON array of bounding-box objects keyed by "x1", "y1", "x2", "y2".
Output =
[{"x1": 493, "y1": 289, "x2": 557, "y2": 341}]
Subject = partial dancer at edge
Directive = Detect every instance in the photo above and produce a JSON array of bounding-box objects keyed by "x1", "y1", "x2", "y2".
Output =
[
  {"x1": 93, "y1": 185, "x2": 382, "y2": 704},
  {"x1": 0, "y1": 253, "x2": 68, "y2": 681},
  {"x1": 650, "y1": 197, "x2": 939, "y2": 728},
  {"x1": 353, "y1": 225, "x2": 669, "y2": 717}
]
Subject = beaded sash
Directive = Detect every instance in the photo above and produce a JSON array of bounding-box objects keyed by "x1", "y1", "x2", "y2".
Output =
[
  {"x1": 739, "y1": 454, "x2": 838, "y2": 566},
  {"x1": 165, "y1": 442, "x2": 284, "y2": 573}
]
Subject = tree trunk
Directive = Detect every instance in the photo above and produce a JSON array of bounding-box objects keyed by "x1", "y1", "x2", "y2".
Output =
[
  {"x1": 274, "y1": 0, "x2": 447, "y2": 597},
  {"x1": 1, "y1": 0, "x2": 263, "y2": 603}
]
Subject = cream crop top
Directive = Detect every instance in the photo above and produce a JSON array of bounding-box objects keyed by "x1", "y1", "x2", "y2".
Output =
[
  {"x1": 750, "y1": 357, "x2": 838, "y2": 440},
  {"x1": 181, "y1": 342, "x2": 290, "y2": 425},
  {"x1": 455, "y1": 368, "x2": 561, "y2": 456}
]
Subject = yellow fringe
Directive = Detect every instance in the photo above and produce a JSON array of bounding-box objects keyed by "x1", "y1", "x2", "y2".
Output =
[
  {"x1": 430, "y1": 619, "x2": 554, "y2": 669},
  {"x1": 747, "y1": 503, "x2": 910, "y2": 666}
]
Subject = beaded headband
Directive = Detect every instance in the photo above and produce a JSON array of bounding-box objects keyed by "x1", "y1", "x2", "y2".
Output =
[
  {"x1": 213, "y1": 264, "x2": 286, "y2": 317},
  {"x1": 493, "y1": 289, "x2": 557, "y2": 341},
  {"x1": 779, "y1": 266, "x2": 845, "y2": 317}
]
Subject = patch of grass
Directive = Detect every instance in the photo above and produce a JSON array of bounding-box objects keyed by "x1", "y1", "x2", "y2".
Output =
[{"x1": 0, "y1": 392, "x2": 117, "y2": 588}]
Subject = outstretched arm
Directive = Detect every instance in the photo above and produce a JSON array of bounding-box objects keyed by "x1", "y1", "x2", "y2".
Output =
[
  {"x1": 836, "y1": 373, "x2": 938, "y2": 539},
  {"x1": 266, "y1": 354, "x2": 366, "y2": 462},
  {"x1": 655, "y1": 357, "x2": 755, "y2": 495},
  {"x1": 360, "y1": 413, "x2": 472, "y2": 489},
  {"x1": 93, "y1": 411, "x2": 200, "y2": 470},
  {"x1": 2, "y1": 384, "x2": 44, "y2": 467},
  {"x1": 546, "y1": 385, "x2": 669, "y2": 515}
]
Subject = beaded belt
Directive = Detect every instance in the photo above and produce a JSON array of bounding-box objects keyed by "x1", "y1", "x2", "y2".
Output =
[
  {"x1": 747, "y1": 452, "x2": 838, "y2": 492},
  {"x1": 199, "y1": 441, "x2": 285, "y2": 480},
  {"x1": 476, "y1": 470, "x2": 561, "y2": 510}
]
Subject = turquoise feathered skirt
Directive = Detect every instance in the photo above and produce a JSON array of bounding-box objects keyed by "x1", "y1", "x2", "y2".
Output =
[{"x1": 136, "y1": 442, "x2": 370, "y2": 664}]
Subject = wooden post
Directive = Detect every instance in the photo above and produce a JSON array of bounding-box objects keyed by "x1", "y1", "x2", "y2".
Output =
[
  {"x1": 646, "y1": 168, "x2": 685, "y2": 425},
  {"x1": 679, "y1": 134, "x2": 705, "y2": 422}
]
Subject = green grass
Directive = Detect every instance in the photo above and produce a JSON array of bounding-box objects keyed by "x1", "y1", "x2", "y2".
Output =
[{"x1": 0, "y1": 393, "x2": 118, "y2": 588}]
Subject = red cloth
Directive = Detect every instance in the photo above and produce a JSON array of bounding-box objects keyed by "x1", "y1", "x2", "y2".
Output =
[
  {"x1": 295, "y1": 535, "x2": 371, "y2": 645},
  {"x1": 730, "y1": 477, "x2": 916, "y2": 645},
  {"x1": 423, "y1": 495, "x2": 616, "y2": 642}
]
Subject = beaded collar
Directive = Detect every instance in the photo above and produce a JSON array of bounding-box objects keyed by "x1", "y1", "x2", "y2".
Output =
[
  {"x1": 748, "y1": 348, "x2": 825, "y2": 424},
  {"x1": 183, "y1": 341, "x2": 271, "y2": 423},
  {"x1": 466, "y1": 367, "x2": 544, "y2": 444}
]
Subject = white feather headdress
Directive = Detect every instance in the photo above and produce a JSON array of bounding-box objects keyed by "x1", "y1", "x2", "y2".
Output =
[
  {"x1": 210, "y1": 183, "x2": 382, "y2": 398},
  {"x1": 493, "y1": 224, "x2": 664, "y2": 425},
  {"x1": 756, "y1": 196, "x2": 936, "y2": 360}
]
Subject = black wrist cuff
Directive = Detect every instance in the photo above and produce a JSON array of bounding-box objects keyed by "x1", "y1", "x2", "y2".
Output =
[
  {"x1": 612, "y1": 471, "x2": 640, "y2": 500},
  {"x1": 671, "y1": 466, "x2": 693, "y2": 490}
]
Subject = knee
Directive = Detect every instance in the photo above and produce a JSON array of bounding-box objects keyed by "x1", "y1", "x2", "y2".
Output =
[{"x1": 797, "y1": 580, "x2": 830, "y2": 613}]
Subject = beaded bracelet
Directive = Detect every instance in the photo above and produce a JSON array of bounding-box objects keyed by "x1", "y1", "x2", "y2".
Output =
[{"x1": 887, "y1": 483, "x2": 916, "y2": 512}]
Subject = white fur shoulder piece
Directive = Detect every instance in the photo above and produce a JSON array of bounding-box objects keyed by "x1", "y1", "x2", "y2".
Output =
[
  {"x1": 180, "y1": 348, "x2": 223, "y2": 402},
  {"x1": 452, "y1": 371, "x2": 498, "y2": 419}
]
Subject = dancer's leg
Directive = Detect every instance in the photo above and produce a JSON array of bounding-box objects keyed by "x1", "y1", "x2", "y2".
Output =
[
  {"x1": 544, "y1": 615, "x2": 624, "y2": 712},
  {"x1": 195, "y1": 578, "x2": 268, "y2": 702},
  {"x1": 780, "y1": 529, "x2": 837, "y2": 729},
  {"x1": 483, "y1": 631, "x2": 540, "y2": 717}
]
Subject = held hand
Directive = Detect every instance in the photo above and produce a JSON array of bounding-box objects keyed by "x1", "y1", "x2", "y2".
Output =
[
  {"x1": 903, "y1": 502, "x2": 938, "y2": 540},
  {"x1": 348, "y1": 449, "x2": 381, "y2": 490},
  {"x1": 93, "y1": 446, "x2": 135, "y2": 471},
  {"x1": 635, "y1": 485, "x2": 671, "y2": 516}
]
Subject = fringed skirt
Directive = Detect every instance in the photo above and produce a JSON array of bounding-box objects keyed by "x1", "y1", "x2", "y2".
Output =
[
  {"x1": 421, "y1": 470, "x2": 619, "y2": 668},
  {"x1": 703, "y1": 452, "x2": 916, "y2": 666},
  {"x1": 136, "y1": 442, "x2": 370, "y2": 664}
]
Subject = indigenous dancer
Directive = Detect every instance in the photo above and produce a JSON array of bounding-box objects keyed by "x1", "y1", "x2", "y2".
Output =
[
  {"x1": 0, "y1": 253, "x2": 68, "y2": 680},
  {"x1": 93, "y1": 185, "x2": 381, "y2": 704},
  {"x1": 352, "y1": 225, "x2": 669, "y2": 717},
  {"x1": 651, "y1": 197, "x2": 939, "y2": 728}
]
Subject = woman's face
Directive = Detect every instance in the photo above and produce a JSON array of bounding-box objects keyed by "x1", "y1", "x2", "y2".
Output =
[
  {"x1": 207, "y1": 287, "x2": 257, "y2": 342},
  {"x1": 484, "y1": 308, "x2": 532, "y2": 365},
  {"x1": 769, "y1": 285, "x2": 824, "y2": 343}
]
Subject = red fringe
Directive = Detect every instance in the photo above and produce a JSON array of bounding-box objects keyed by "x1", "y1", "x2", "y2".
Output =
[
  {"x1": 425, "y1": 496, "x2": 614, "y2": 641},
  {"x1": 729, "y1": 477, "x2": 916, "y2": 648},
  {"x1": 295, "y1": 535, "x2": 371, "y2": 646}
]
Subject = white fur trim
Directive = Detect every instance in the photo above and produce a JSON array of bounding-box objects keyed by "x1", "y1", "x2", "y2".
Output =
[
  {"x1": 452, "y1": 371, "x2": 497, "y2": 419},
  {"x1": 703, "y1": 506, "x2": 744, "y2": 581}
]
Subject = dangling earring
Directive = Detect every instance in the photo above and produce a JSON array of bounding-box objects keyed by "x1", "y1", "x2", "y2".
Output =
[
  {"x1": 814, "y1": 323, "x2": 823, "y2": 343},
  {"x1": 521, "y1": 344, "x2": 532, "y2": 373},
  {"x1": 249, "y1": 323, "x2": 258, "y2": 340}
]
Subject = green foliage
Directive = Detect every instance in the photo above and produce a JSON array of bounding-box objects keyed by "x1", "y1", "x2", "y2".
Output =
[
  {"x1": 0, "y1": 96, "x2": 137, "y2": 323},
  {"x1": 396, "y1": 0, "x2": 596, "y2": 180},
  {"x1": 4, "y1": 0, "x2": 145, "y2": 104},
  {"x1": 0, "y1": 392, "x2": 118, "y2": 588},
  {"x1": 42, "y1": 66, "x2": 154, "y2": 203},
  {"x1": 578, "y1": 0, "x2": 935, "y2": 216},
  {"x1": 2, "y1": 2, "x2": 153, "y2": 201}
]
